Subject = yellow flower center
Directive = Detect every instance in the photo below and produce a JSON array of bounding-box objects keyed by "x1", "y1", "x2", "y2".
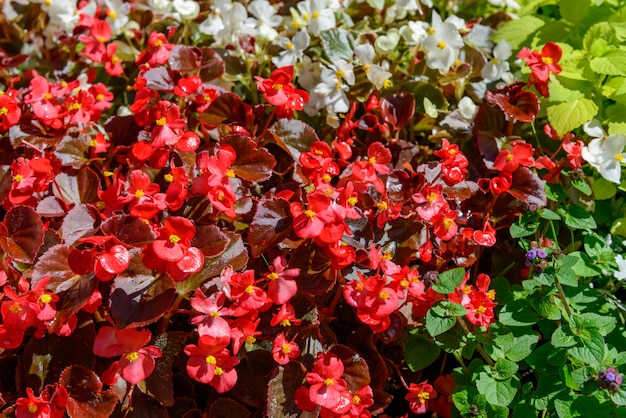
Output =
[
  {"x1": 156, "y1": 117, "x2": 167, "y2": 126},
  {"x1": 443, "y1": 218, "x2": 455, "y2": 230},
  {"x1": 506, "y1": 153, "x2": 514, "y2": 161},
  {"x1": 616, "y1": 154, "x2": 624, "y2": 162},
  {"x1": 96, "y1": 94, "x2": 104, "y2": 101},
  {"x1": 164, "y1": 174, "x2": 174, "y2": 182},
  {"x1": 206, "y1": 355, "x2": 216, "y2": 364},
  {"x1": 542, "y1": 56, "x2": 553, "y2": 65},
  {"x1": 379, "y1": 291, "x2": 389, "y2": 300},
  {"x1": 268, "y1": 272, "x2": 279, "y2": 281},
  {"x1": 107, "y1": 9, "x2": 117, "y2": 18},
  {"x1": 245, "y1": 335, "x2": 256, "y2": 344},
  {"x1": 272, "y1": 83, "x2": 283, "y2": 90},
  {"x1": 475, "y1": 305, "x2": 487, "y2": 314},
  {"x1": 491, "y1": 58, "x2": 499, "y2": 64},
  {"x1": 348, "y1": 196, "x2": 358, "y2": 206},
  {"x1": 43, "y1": 93, "x2": 52, "y2": 100},
  {"x1": 125, "y1": 351, "x2": 139, "y2": 362},
  {"x1": 226, "y1": 169, "x2": 235, "y2": 178},
  {"x1": 304, "y1": 209, "x2": 316, "y2": 219},
  {"x1": 437, "y1": 41, "x2": 447, "y2": 49},
  {"x1": 487, "y1": 289, "x2": 496, "y2": 300},
  {"x1": 210, "y1": 311, "x2": 220, "y2": 318},
  {"x1": 463, "y1": 285, "x2": 472, "y2": 294},
  {"x1": 376, "y1": 201, "x2": 388, "y2": 211},
  {"x1": 97, "y1": 36, "x2": 107, "y2": 43},
  {"x1": 426, "y1": 192, "x2": 439, "y2": 203},
  {"x1": 363, "y1": 64, "x2": 370, "y2": 74},
  {"x1": 286, "y1": 42, "x2": 294, "y2": 50},
  {"x1": 68, "y1": 103, "x2": 82, "y2": 111},
  {"x1": 214, "y1": 367, "x2": 224, "y2": 376},
  {"x1": 280, "y1": 319, "x2": 292, "y2": 327},
  {"x1": 353, "y1": 395, "x2": 361, "y2": 404},
  {"x1": 418, "y1": 392, "x2": 430, "y2": 403},
  {"x1": 400, "y1": 279, "x2": 409, "y2": 288},
  {"x1": 9, "y1": 304, "x2": 21, "y2": 313},
  {"x1": 281, "y1": 344, "x2": 292, "y2": 354},
  {"x1": 40, "y1": 294, "x2": 52, "y2": 304},
  {"x1": 28, "y1": 403, "x2": 38, "y2": 413},
  {"x1": 13, "y1": 174, "x2": 23, "y2": 182},
  {"x1": 336, "y1": 69, "x2": 345, "y2": 79},
  {"x1": 322, "y1": 174, "x2": 332, "y2": 182},
  {"x1": 154, "y1": 39, "x2": 163, "y2": 47},
  {"x1": 312, "y1": 11, "x2": 320, "y2": 19},
  {"x1": 426, "y1": 27, "x2": 436, "y2": 35},
  {"x1": 134, "y1": 189, "x2": 144, "y2": 198},
  {"x1": 0, "y1": 107, "x2": 7, "y2": 115},
  {"x1": 245, "y1": 285, "x2": 255, "y2": 294},
  {"x1": 383, "y1": 79, "x2": 392, "y2": 88},
  {"x1": 169, "y1": 234, "x2": 181, "y2": 244}
]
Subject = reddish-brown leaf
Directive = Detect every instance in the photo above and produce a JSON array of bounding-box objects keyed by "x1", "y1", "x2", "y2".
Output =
[
  {"x1": 199, "y1": 47, "x2": 225, "y2": 82},
  {"x1": 221, "y1": 134, "x2": 276, "y2": 182},
  {"x1": 61, "y1": 204, "x2": 100, "y2": 245},
  {"x1": 249, "y1": 198, "x2": 292, "y2": 258},
  {"x1": 60, "y1": 365, "x2": 119, "y2": 418},
  {"x1": 101, "y1": 214, "x2": 155, "y2": 247},
  {"x1": 199, "y1": 93, "x2": 254, "y2": 132},
  {"x1": 268, "y1": 118, "x2": 320, "y2": 162},
  {"x1": 0, "y1": 205, "x2": 44, "y2": 263},
  {"x1": 290, "y1": 241, "x2": 333, "y2": 295},
  {"x1": 507, "y1": 166, "x2": 547, "y2": 207},
  {"x1": 381, "y1": 92, "x2": 415, "y2": 131},
  {"x1": 191, "y1": 224, "x2": 230, "y2": 257},
  {"x1": 168, "y1": 45, "x2": 202, "y2": 73},
  {"x1": 52, "y1": 167, "x2": 99, "y2": 205}
]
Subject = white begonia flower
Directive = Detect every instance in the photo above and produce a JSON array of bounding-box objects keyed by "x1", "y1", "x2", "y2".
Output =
[
  {"x1": 313, "y1": 67, "x2": 350, "y2": 114},
  {"x1": 584, "y1": 119, "x2": 606, "y2": 139},
  {"x1": 243, "y1": 0, "x2": 283, "y2": 41},
  {"x1": 331, "y1": 60, "x2": 355, "y2": 86},
  {"x1": 487, "y1": 0, "x2": 521, "y2": 10},
  {"x1": 581, "y1": 126, "x2": 626, "y2": 184},
  {"x1": 297, "y1": 0, "x2": 336, "y2": 36},
  {"x1": 172, "y1": 0, "x2": 200, "y2": 20},
  {"x1": 482, "y1": 40, "x2": 512, "y2": 82},
  {"x1": 213, "y1": 3, "x2": 248, "y2": 47},
  {"x1": 615, "y1": 254, "x2": 626, "y2": 281},
  {"x1": 272, "y1": 31, "x2": 311, "y2": 67},
  {"x1": 400, "y1": 21, "x2": 429, "y2": 45},
  {"x1": 422, "y1": 11, "x2": 464, "y2": 71},
  {"x1": 42, "y1": 0, "x2": 79, "y2": 33},
  {"x1": 354, "y1": 44, "x2": 392, "y2": 90},
  {"x1": 458, "y1": 97, "x2": 477, "y2": 120},
  {"x1": 148, "y1": 0, "x2": 172, "y2": 14},
  {"x1": 103, "y1": 0, "x2": 131, "y2": 34}
]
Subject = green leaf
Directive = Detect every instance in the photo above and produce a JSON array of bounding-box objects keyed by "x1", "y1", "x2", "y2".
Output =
[
  {"x1": 432, "y1": 267, "x2": 465, "y2": 294},
  {"x1": 592, "y1": 177, "x2": 618, "y2": 199},
  {"x1": 580, "y1": 312, "x2": 617, "y2": 336},
  {"x1": 568, "y1": 251, "x2": 602, "y2": 277},
  {"x1": 426, "y1": 307, "x2": 456, "y2": 337},
  {"x1": 493, "y1": 15, "x2": 546, "y2": 51},
  {"x1": 552, "y1": 325, "x2": 577, "y2": 348},
  {"x1": 546, "y1": 99, "x2": 598, "y2": 137},
  {"x1": 510, "y1": 212, "x2": 540, "y2": 238},
  {"x1": 476, "y1": 373, "x2": 519, "y2": 407},
  {"x1": 584, "y1": 22, "x2": 616, "y2": 53},
  {"x1": 499, "y1": 300, "x2": 539, "y2": 327},
  {"x1": 405, "y1": 335, "x2": 441, "y2": 371},
  {"x1": 319, "y1": 29, "x2": 354, "y2": 62},
  {"x1": 611, "y1": 217, "x2": 626, "y2": 237},
  {"x1": 560, "y1": 0, "x2": 591, "y2": 23},
  {"x1": 530, "y1": 294, "x2": 562, "y2": 320},
  {"x1": 564, "y1": 204, "x2": 597, "y2": 230},
  {"x1": 611, "y1": 388, "x2": 626, "y2": 406},
  {"x1": 504, "y1": 329, "x2": 539, "y2": 362},
  {"x1": 568, "y1": 332, "x2": 605, "y2": 366},
  {"x1": 571, "y1": 178, "x2": 592, "y2": 196},
  {"x1": 540, "y1": 208, "x2": 562, "y2": 220},
  {"x1": 493, "y1": 359, "x2": 519, "y2": 380},
  {"x1": 590, "y1": 51, "x2": 626, "y2": 76}
]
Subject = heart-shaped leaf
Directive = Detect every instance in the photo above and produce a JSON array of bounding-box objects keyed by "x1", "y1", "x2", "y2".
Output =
[
  {"x1": 52, "y1": 167, "x2": 99, "y2": 205},
  {"x1": 168, "y1": 45, "x2": 202, "y2": 72},
  {"x1": 381, "y1": 93, "x2": 415, "y2": 131},
  {"x1": 0, "y1": 205, "x2": 44, "y2": 263},
  {"x1": 249, "y1": 198, "x2": 292, "y2": 258},
  {"x1": 268, "y1": 118, "x2": 320, "y2": 162},
  {"x1": 191, "y1": 224, "x2": 230, "y2": 257},
  {"x1": 221, "y1": 134, "x2": 276, "y2": 182},
  {"x1": 110, "y1": 271, "x2": 177, "y2": 329},
  {"x1": 60, "y1": 365, "x2": 119, "y2": 418},
  {"x1": 507, "y1": 166, "x2": 547, "y2": 207},
  {"x1": 200, "y1": 47, "x2": 225, "y2": 82},
  {"x1": 101, "y1": 214, "x2": 155, "y2": 247},
  {"x1": 199, "y1": 93, "x2": 254, "y2": 132},
  {"x1": 61, "y1": 204, "x2": 100, "y2": 245}
]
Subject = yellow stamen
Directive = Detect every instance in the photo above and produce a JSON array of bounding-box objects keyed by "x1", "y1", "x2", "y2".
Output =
[
  {"x1": 164, "y1": 174, "x2": 174, "y2": 182},
  {"x1": 281, "y1": 344, "x2": 292, "y2": 354},
  {"x1": 169, "y1": 234, "x2": 181, "y2": 244},
  {"x1": 40, "y1": 294, "x2": 52, "y2": 304},
  {"x1": 245, "y1": 335, "x2": 256, "y2": 344},
  {"x1": 353, "y1": 395, "x2": 361, "y2": 404},
  {"x1": 214, "y1": 367, "x2": 224, "y2": 376},
  {"x1": 437, "y1": 41, "x2": 447, "y2": 49},
  {"x1": 280, "y1": 319, "x2": 292, "y2": 327},
  {"x1": 443, "y1": 218, "x2": 455, "y2": 230},
  {"x1": 28, "y1": 403, "x2": 38, "y2": 413},
  {"x1": 418, "y1": 392, "x2": 430, "y2": 403},
  {"x1": 426, "y1": 27, "x2": 436, "y2": 35},
  {"x1": 312, "y1": 11, "x2": 320, "y2": 19},
  {"x1": 426, "y1": 192, "x2": 439, "y2": 203},
  {"x1": 155, "y1": 117, "x2": 167, "y2": 126},
  {"x1": 206, "y1": 355, "x2": 216, "y2": 364},
  {"x1": 475, "y1": 305, "x2": 487, "y2": 314},
  {"x1": 304, "y1": 209, "x2": 316, "y2": 219},
  {"x1": 226, "y1": 169, "x2": 235, "y2": 178},
  {"x1": 616, "y1": 154, "x2": 624, "y2": 162},
  {"x1": 125, "y1": 351, "x2": 139, "y2": 362},
  {"x1": 268, "y1": 272, "x2": 279, "y2": 281},
  {"x1": 13, "y1": 174, "x2": 23, "y2": 182},
  {"x1": 336, "y1": 69, "x2": 345, "y2": 79},
  {"x1": 244, "y1": 285, "x2": 254, "y2": 294},
  {"x1": 272, "y1": 83, "x2": 283, "y2": 90},
  {"x1": 542, "y1": 56, "x2": 553, "y2": 65},
  {"x1": 9, "y1": 304, "x2": 21, "y2": 313},
  {"x1": 134, "y1": 189, "x2": 144, "y2": 198},
  {"x1": 324, "y1": 378, "x2": 334, "y2": 386},
  {"x1": 379, "y1": 291, "x2": 389, "y2": 300},
  {"x1": 285, "y1": 42, "x2": 294, "y2": 49},
  {"x1": 347, "y1": 196, "x2": 357, "y2": 206}
]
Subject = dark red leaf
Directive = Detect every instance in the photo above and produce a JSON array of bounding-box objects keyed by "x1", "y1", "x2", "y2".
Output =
[
  {"x1": 52, "y1": 167, "x2": 99, "y2": 205},
  {"x1": 101, "y1": 214, "x2": 155, "y2": 247},
  {"x1": 128, "y1": 390, "x2": 168, "y2": 418},
  {"x1": 0, "y1": 205, "x2": 44, "y2": 263},
  {"x1": 143, "y1": 66, "x2": 176, "y2": 91},
  {"x1": 54, "y1": 134, "x2": 91, "y2": 169},
  {"x1": 168, "y1": 45, "x2": 202, "y2": 72},
  {"x1": 381, "y1": 92, "x2": 415, "y2": 131},
  {"x1": 199, "y1": 93, "x2": 254, "y2": 132},
  {"x1": 36, "y1": 196, "x2": 67, "y2": 217},
  {"x1": 61, "y1": 204, "x2": 100, "y2": 245},
  {"x1": 268, "y1": 118, "x2": 320, "y2": 162},
  {"x1": 289, "y1": 241, "x2": 333, "y2": 295},
  {"x1": 140, "y1": 332, "x2": 187, "y2": 407},
  {"x1": 329, "y1": 345, "x2": 371, "y2": 392},
  {"x1": 109, "y1": 272, "x2": 177, "y2": 329},
  {"x1": 104, "y1": 115, "x2": 142, "y2": 147},
  {"x1": 60, "y1": 365, "x2": 119, "y2": 418},
  {"x1": 507, "y1": 166, "x2": 547, "y2": 207},
  {"x1": 190, "y1": 224, "x2": 230, "y2": 257},
  {"x1": 484, "y1": 83, "x2": 539, "y2": 123},
  {"x1": 32, "y1": 245, "x2": 98, "y2": 329},
  {"x1": 222, "y1": 134, "x2": 276, "y2": 182},
  {"x1": 18, "y1": 323, "x2": 96, "y2": 394},
  {"x1": 249, "y1": 198, "x2": 292, "y2": 258},
  {"x1": 267, "y1": 360, "x2": 308, "y2": 418},
  {"x1": 232, "y1": 350, "x2": 275, "y2": 408},
  {"x1": 209, "y1": 398, "x2": 251, "y2": 418},
  {"x1": 200, "y1": 47, "x2": 225, "y2": 82}
]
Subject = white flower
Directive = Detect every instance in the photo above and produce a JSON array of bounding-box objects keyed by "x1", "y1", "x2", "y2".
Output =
[
  {"x1": 422, "y1": 11, "x2": 464, "y2": 71},
  {"x1": 582, "y1": 132, "x2": 626, "y2": 184},
  {"x1": 313, "y1": 67, "x2": 350, "y2": 114},
  {"x1": 355, "y1": 44, "x2": 392, "y2": 90},
  {"x1": 400, "y1": 21, "x2": 428, "y2": 45},
  {"x1": 272, "y1": 31, "x2": 310, "y2": 67},
  {"x1": 213, "y1": 3, "x2": 248, "y2": 47},
  {"x1": 482, "y1": 40, "x2": 512, "y2": 82},
  {"x1": 242, "y1": 0, "x2": 283, "y2": 41},
  {"x1": 103, "y1": 0, "x2": 131, "y2": 34},
  {"x1": 297, "y1": 0, "x2": 336, "y2": 36},
  {"x1": 172, "y1": 0, "x2": 200, "y2": 20},
  {"x1": 615, "y1": 254, "x2": 626, "y2": 281},
  {"x1": 487, "y1": 0, "x2": 521, "y2": 10}
]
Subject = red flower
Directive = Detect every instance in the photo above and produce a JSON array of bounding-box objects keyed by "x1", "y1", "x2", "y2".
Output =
[
  {"x1": 151, "y1": 101, "x2": 185, "y2": 148},
  {"x1": 136, "y1": 31, "x2": 175, "y2": 66},
  {"x1": 493, "y1": 142, "x2": 534, "y2": 173},
  {"x1": 0, "y1": 91, "x2": 21, "y2": 132},
  {"x1": 290, "y1": 191, "x2": 335, "y2": 239},
  {"x1": 79, "y1": 19, "x2": 112, "y2": 62},
  {"x1": 412, "y1": 184, "x2": 448, "y2": 222},
  {"x1": 184, "y1": 335, "x2": 239, "y2": 392},
  {"x1": 266, "y1": 255, "x2": 299, "y2": 305},
  {"x1": 270, "y1": 303, "x2": 302, "y2": 327},
  {"x1": 255, "y1": 66, "x2": 309, "y2": 114},
  {"x1": 517, "y1": 42, "x2": 562, "y2": 82},
  {"x1": 15, "y1": 388, "x2": 51, "y2": 418},
  {"x1": 190, "y1": 290, "x2": 233, "y2": 340},
  {"x1": 103, "y1": 43, "x2": 124, "y2": 76},
  {"x1": 93, "y1": 327, "x2": 162, "y2": 385},
  {"x1": 230, "y1": 317, "x2": 261, "y2": 355},
  {"x1": 305, "y1": 352, "x2": 348, "y2": 409},
  {"x1": 405, "y1": 381, "x2": 437, "y2": 415},
  {"x1": 148, "y1": 217, "x2": 195, "y2": 263},
  {"x1": 272, "y1": 332, "x2": 301, "y2": 365}
]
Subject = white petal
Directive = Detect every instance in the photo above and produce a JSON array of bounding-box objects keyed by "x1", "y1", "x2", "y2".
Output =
[{"x1": 583, "y1": 119, "x2": 605, "y2": 139}]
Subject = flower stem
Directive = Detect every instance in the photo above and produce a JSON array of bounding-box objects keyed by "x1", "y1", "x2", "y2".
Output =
[{"x1": 456, "y1": 317, "x2": 494, "y2": 367}]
